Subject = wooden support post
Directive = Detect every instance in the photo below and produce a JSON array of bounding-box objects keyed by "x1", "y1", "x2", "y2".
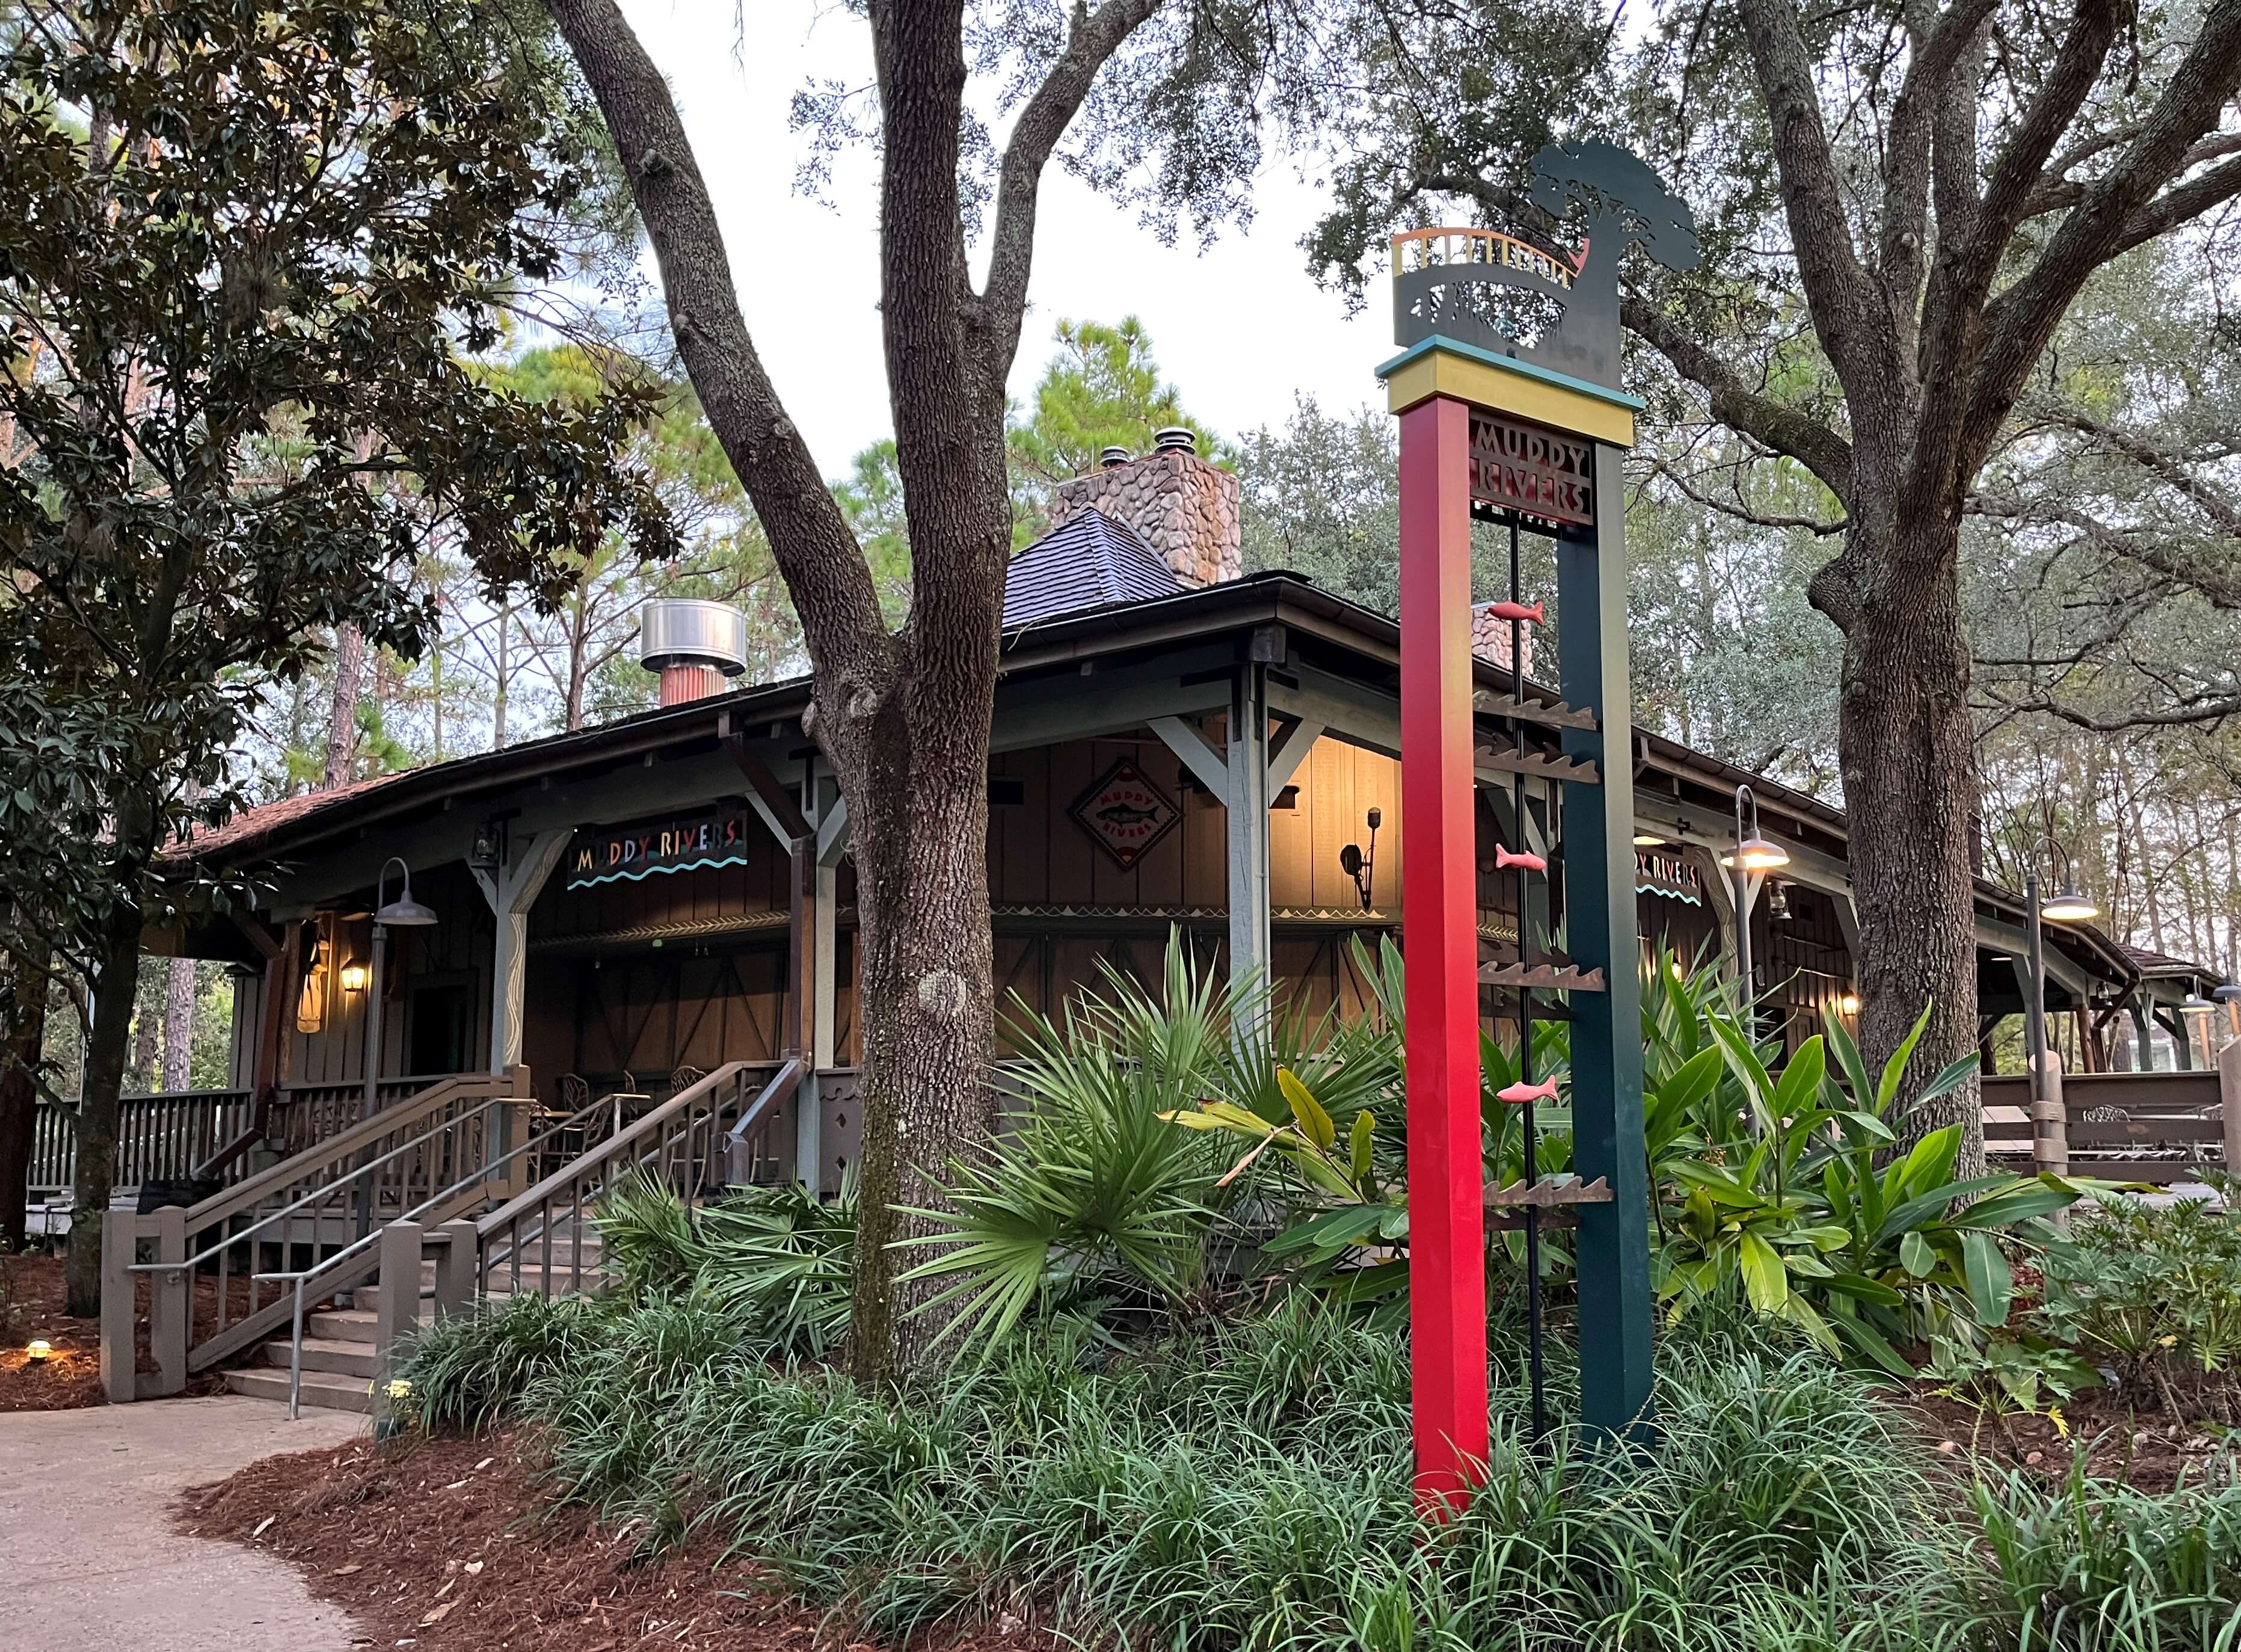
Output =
[
  {"x1": 372, "y1": 1218, "x2": 424, "y2": 1414},
  {"x1": 475, "y1": 833, "x2": 571, "y2": 1076},
  {"x1": 99, "y1": 1209, "x2": 140, "y2": 1402},
  {"x1": 1397, "y1": 392, "x2": 1487, "y2": 1511},
  {"x1": 2032, "y1": 1049, "x2": 2070, "y2": 1179},
  {"x1": 147, "y1": 1204, "x2": 188, "y2": 1398},
  {"x1": 2220, "y1": 1036, "x2": 2241, "y2": 1180},
  {"x1": 1560, "y1": 443, "x2": 1654, "y2": 1446},
  {"x1": 1226, "y1": 667, "x2": 1273, "y2": 1006},
  {"x1": 432, "y1": 1218, "x2": 480, "y2": 1318}
]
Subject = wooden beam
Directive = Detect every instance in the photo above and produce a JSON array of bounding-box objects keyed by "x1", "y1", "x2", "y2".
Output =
[
  {"x1": 1149, "y1": 715, "x2": 1229, "y2": 795},
  {"x1": 725, "y1": 736, "x2": 811, "y2": 844}
]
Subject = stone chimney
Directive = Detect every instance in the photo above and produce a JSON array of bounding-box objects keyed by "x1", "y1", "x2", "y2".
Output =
[
  {"x1": 1471, "y1": 603, "x2": 1536, "y2": 677},
  {"x1": 1047, "y1": 428, "x2": 1241, "y2": 588}
]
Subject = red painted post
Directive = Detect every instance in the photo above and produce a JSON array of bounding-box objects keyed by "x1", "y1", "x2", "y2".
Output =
[{"x1": 1398, "y1": 392, "x2": 1488, "y2": 1511}]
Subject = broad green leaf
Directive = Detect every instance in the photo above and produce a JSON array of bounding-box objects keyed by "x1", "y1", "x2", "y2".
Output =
[
  {"x1": 1279, "y1": 1067, "x2": 1336, "y2": 1151},
  {"x1": 1824, "y1": 1010, "x2": 1878, "y2": 1114},
  {"x1": 1350, "y1": 1108, "x2": 1376, "y2": 1184},
  {"x1": 1875, "y1": 1173, "x2": 2017, "y2": 1245},
  {"x1": 1772, "y1": 1037, "x2": 1827, "y2": 1126},
  {"x1": 1832, "y1": 1309, "x2": 1916, "y2": 1378},
  {"x1": 1821, "y1": 1273, "x2": 1905, "y2": 1308},
  {"x1": 1915, "y1": 1054, "x2": 1982, "y2": 1109},
  {"x1": 1738, "y1": 1230, "x2": 1789, "y2": 1315},
  {"x1": 1958, "y1": 1230, "x2": 2013, "y2": 1328},
  {"x1": 1946, "y1": 1178, "x2": 2081, "y2": 1230},
  {"x1": 1875, "y1": 1002, "x2": 1936, "y2": 1114},
  {"x1": 1899, "y1": 1230, "x2": 1936, "y2": 1277}
]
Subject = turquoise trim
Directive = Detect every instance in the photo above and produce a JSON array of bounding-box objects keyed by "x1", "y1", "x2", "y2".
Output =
[
  {"x1": 1373, "y1": 335, "x2": 1646, "y2": 412},
  {"x1": 568, "y1": 850, "x2": 755, "y2": 889}
]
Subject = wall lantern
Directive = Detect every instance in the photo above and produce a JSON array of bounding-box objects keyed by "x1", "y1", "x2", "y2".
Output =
[
  {"x1": 1839, "y1": 993, "x2": 1862, "y2": 1016},
  {"x1": 339, "y1": 957, "x2": 370, "y2": 993}
]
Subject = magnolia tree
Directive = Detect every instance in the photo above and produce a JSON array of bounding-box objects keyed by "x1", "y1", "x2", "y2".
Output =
[{"x1": 0, "y1": 0, "x2": 675, "y2": 1310}]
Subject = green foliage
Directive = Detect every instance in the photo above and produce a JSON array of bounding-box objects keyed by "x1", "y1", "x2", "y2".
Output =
[
  {"x1": 0, "y1": 0, "x2": 675, "y2": 1063},
  {"x1": 2038, "y1": 1198, "x2": 2241, "y2": 1422},
  {"x1": 399, "y1": 1282, "x2": 2241, "y2": 1651},
  {"x1": 1006, "y1": 318, "x2": 1224, "y2": 515},
  {"x1": 591, "y1": 1171, "x2": 856, "y2": 1362}
]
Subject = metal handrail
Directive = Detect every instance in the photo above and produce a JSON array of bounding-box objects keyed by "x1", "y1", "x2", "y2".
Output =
[
  {"x1": 729, "y1": 1057, "x2": 803, "y2": 1152},
  {"x1": 476, "y1": 1062, "x2": 761, "y2": 1289},
  {"x1": 250, "y1": 1087, "x2": 632, "y2": 1419}
]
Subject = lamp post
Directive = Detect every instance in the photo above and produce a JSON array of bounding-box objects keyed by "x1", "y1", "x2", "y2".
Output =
[
  {"x1": 2217, "y1": 982, "x2": 2241, "y2": 1045},
  {"x1": 1729, "y1": 784, "x2": 1790, "y2": 1034},
  {"x1": 2178, "y1": 990, "x2": 2219, "y2": 1068},
  {"x1": 352, "y1": 858, "x2": 438, "y2": 1244},
  {"x1": 2023, "y1": 842, "x2": 2097, "y2": 1175}
]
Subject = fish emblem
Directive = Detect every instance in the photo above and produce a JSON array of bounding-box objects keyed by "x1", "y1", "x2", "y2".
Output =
[{"x1": 1096, "y1": 802, "x2": 1163, "y2": 828}]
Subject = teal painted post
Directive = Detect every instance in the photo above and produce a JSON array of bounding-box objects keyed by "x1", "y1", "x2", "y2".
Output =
[{"x1": 1558, "y1": 443, "x2": 1653, "y2": 1442}]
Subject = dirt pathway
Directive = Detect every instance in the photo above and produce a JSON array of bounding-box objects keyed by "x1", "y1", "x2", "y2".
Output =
[{"x1": 0, "y1": 1395, "x2": 367, "y2": 1650}]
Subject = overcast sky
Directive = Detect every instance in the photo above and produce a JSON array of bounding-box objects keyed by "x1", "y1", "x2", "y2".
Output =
[{"x1": 618, "y1": 0, "x2": 1399, "y2": 476}]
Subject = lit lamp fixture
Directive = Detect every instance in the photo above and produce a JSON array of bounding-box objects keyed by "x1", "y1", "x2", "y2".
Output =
[
  {"x1": 2179, "y1": 992, "x2": 2218, "y2": 1017},
  {"x1": 2039, "y1": 881, "x2": 2100, "y2": 924},
  {"x1": 25, "y1": 1339, "x2": 52, "y2": 1363},
  {"x1": 339, "y1": 956, "x2": 369, "y2": 992},
  {"x1": 1728, "y1": 784, "x2": 1789, "y2": 1022},
  {"x1": 1839, "y1": 993, "x2": 1862, "y2": 1016},
  {"x1": 1632, "y1": 831, "x2": 1665, "y2": 848},
  {"x1": 352, "y1": 858, "x2": 440, "y2": 1243}
]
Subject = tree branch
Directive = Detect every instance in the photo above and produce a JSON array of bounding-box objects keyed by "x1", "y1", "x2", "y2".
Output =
[
  {"x1": 1734, "y1": 0, "x2": 1896, "y2": 400},
  {"x1": 540, "y1": 0, "x2": 891, "y2": 706},
  {"x1": 974, "y1": 0, "x2": 1164, "y2": 390},
  {"x1": 1622, "y1": 295, "x2": 1858, "y2": 502},
  {"x1": 1964, "y1": 0, "x2": 2241, "y2": 471}
]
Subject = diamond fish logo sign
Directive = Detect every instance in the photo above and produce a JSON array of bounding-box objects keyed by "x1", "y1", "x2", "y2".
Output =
[{"x1": 1069, "y1": 758, "x2": 1181, "y2": 870}]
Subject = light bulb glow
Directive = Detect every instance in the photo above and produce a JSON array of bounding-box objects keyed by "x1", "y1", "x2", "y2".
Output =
[
  {"x1": 339, "y1": 961, "x2": 370, "y2": 992},
  {"x1": 1632, "y1": 833, "x2": 1665, "y2": 847},
  {"x1": 2040, "y1": 889, "x2": 2099, "y2": 923},
  {"x1": 1839, "y1": 993, "x2": 1862, "y2": 1016},
  {"x1": 25, "y1": 1339, "x2": 52, "y2": 1362}
]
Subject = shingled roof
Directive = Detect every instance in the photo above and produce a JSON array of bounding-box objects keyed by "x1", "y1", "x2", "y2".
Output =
[{"x1": 1002, "y1": 508, "x2": 1184, "y2": 630}]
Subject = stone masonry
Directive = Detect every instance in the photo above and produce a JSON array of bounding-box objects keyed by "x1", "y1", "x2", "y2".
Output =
[
  {"x1": 1048, "y1": 443, "x2": 1242, "y2": 588},
  {"x1": 1471, "y1": 603, "x2": 1534, "y2": 675}
]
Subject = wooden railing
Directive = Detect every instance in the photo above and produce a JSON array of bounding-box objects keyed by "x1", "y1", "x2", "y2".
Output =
[
  {"x1": 1984, "y1": 1064, "x2": 2233, "y2": 1184},
  {"x1": 31, "y1": 1073, "x2": 466, "y2": 1204},
  {"x1": 30, "y1": 1089, "x2": 254, "y2": 1201},
  {"x1": 100, "y1": 1067, "x2": 533, "y2": 1401}
]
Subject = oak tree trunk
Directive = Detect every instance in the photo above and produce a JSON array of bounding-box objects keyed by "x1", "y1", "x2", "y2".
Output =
[{"x1": 1830, "y1": 512, "x2": 1985, "y2": 1173}]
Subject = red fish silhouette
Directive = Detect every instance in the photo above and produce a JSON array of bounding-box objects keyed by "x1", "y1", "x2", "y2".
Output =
[
  {"x1": 1487, "y1": 600, "x2": 1545, "y2": 626},
  {"x1": 1496, "y1": 1076, "x2": 1560, "y2": 1105},
  {"x1": 1495, "y1": 845, "x2": 1546, "y2": 873}
]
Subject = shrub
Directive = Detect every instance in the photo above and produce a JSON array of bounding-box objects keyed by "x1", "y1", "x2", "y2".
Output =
[{"x1": 2038, "y1": 1197, "x2": 2241, "y2": 1425}]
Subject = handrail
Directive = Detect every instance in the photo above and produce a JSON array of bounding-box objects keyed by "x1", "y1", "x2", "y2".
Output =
[
  {"x1": 479, "y1": 1061, "x2": 756, "y2": 1238},
  {"x1": 128, "y1": 1097, "x2": 515, "y2": 1276},
  {"x1": 183, "y1": 1069, "x2": 524, "y2": 1233},
  {"x1": 250, "y1": 1087, "x2": 632, "y2": 1417},
  {"x1": 725, "y1": 1057, "x2": 803, "y2": 1182}
]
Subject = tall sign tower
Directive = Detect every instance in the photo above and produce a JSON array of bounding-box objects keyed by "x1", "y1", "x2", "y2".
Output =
[{"x1": 1379, "y1": 143, "x2": 1697, "y2": 1506}]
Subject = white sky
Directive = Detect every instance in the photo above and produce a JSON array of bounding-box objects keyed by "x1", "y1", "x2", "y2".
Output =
[{"x1": 619, "y1": 0, "x2": 1399, "y2": 475}]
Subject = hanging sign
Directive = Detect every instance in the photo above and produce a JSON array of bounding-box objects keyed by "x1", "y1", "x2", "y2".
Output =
[
  {"x1": 1068, "y1": 758, "x2": 1181, "y2": 870},
  {"x1": 1469, "y1": 410, "x2": 1596, "y2": 527},
  {"x1": 567, "y1": 806, "x2": 755, "y2": 888},
  {"x1": 1635, "y1": 849, "x2": 1702, "y2": 904}
]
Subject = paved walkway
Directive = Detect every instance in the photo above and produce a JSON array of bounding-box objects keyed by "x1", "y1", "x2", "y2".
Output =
[{"x1": 0, "y1": 1396, "x2": 367, "y2": 1650}]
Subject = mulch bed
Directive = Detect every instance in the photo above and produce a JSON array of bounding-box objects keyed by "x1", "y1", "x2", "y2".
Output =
[
  {"x1": 179, "y1": 1429, "x2": 1054, "y2": 1652},
  {"x1": 1910, "y1": 1386, "x2": 2236, "y2": 1494},
  {"x1": 1, "y1": 1250, "x2": 282, "y2": 1411}
]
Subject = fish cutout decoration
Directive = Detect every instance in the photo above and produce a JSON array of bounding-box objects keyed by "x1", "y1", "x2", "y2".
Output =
[
  {"x1": 1495, "y1": 845, "x2": 1547, "y2": 873},
  {"x1": 1496, "y1": 1076, "x2": 1561, "y2": 1105}
]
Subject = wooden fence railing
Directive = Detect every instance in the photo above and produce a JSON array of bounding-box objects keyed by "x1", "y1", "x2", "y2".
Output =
[
  {"x1": 29, "y1": 1074, "x2": 470, "y2": 1205},
  {"x1": 1983, "y1": 1060, "x2": 2236, "y2": 1184}
]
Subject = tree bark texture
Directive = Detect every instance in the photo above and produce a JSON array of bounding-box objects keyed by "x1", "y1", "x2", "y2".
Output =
[
  {"x1": 541, "y1": 0, "x2": 1155, "y2": 1378},
  {"x1": 1602, "y1": 0, "x2": 2241, "y2": 1158},
  {"x1": 324, "y1": 622, "x2": 365, "y2": 788},
  {"x1": 67, "y1": 891, "x2": 146, "y2": 1315},
  {"x1": 0, "y1": 939, "x2": 49, "y2": 1251},
  {"x1": 161, "y1": 958, "x2": 194, "y2": 1094}
]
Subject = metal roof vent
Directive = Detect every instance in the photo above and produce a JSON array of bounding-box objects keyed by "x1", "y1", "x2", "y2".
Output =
[
  {"x1": 639, "y1": 598, "x2": 749, "y2": 706},
  {"x1": 1098, "y1": 445, "x2": 1130, "y2": 469},
  {"x1": 1152, "y1": 426, "x2": 1197, "y2": 455}
]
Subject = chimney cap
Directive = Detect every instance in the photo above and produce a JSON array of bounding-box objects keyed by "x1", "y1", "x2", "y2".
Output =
[
  {"x1": 1152, "y1": 426, "x2": 1197, "y2": 455},
  {"x1": 639, "y1": 597, "x2": 749, "y2": 677},
  {"x1": 1098, "y1": 445, "x2": 1130, "y2": 469}
]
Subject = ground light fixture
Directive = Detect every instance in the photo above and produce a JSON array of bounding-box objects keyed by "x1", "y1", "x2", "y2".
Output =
[{"x1": 25, "y1": 1339, "x2": 52, "y2": 1362}]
